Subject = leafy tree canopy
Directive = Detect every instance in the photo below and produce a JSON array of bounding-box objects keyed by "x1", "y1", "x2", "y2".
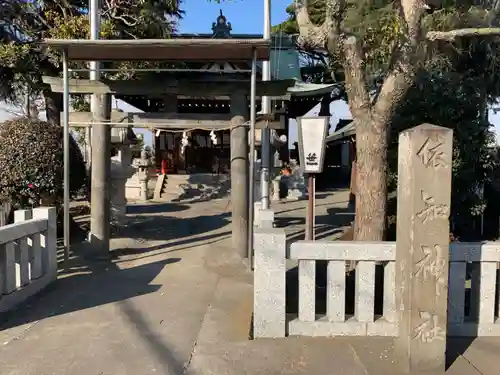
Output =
[
  {"x1": 273, "y1": 0, "x2": 500, "y2": 99},
  {"x1": 0, "y1": 0, "x2": 183, "y2": 122},
  {"x1": 271, "y1": 0, "x2": 500, "y2": 240}
]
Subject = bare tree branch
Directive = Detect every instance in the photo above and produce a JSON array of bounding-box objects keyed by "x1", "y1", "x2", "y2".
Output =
[
  {"x1": 294, "y1": 0, "x2": 370, "y2": 112},
  {"x1": 341, "y1": 36, "x2": 371, "y2": 114},
  {"x1": 401, "y1": 0, "x2": 424, "y2": 45},
  {"x1": 427, "y1": 27, "x2": 500, "y2": 41},
  {"x1": 294, "y1": 0, "x2": 330, "y2": 48},
  {"x1": 372, "y1": 0, "x2": 427, "y2": 119},
  {"x1": 102, "y1": 0, "x2": 141, "y2": 27}
]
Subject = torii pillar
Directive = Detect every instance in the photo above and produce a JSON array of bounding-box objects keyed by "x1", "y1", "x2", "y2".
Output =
[
  {"x1": 230, "y1": 93, "x2": 249, "y2": 259},
  {"x1": 89, "y1": 93, "x2": 112, "y2": 256}
]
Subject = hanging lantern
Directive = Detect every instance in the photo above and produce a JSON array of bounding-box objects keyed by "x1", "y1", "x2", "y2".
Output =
[{"x1": 297, "y1": 116, "x2": 329, "y2": 174}]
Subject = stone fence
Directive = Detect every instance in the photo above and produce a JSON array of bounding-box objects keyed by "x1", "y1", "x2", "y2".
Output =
[
  {"x1": 254, "y1": 235, "x2": 500, "y2": 339},
  {"x1": 0, "y1": 207, "x2": 57, "y2": 313},
  {"x1": 253, "y1": 124, "x2": 494, "y2": 373}
]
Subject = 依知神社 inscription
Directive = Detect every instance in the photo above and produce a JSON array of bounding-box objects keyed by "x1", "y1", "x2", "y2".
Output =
[
  {"x1": 413, "y1": 311, "x2": 446, "y2": 343},
  {"x1": 414, "y1": 244, "x2": 446, "y2": 296},
  {"x1": 416, "y1": 135, "x2": 448, "y2": 168},
  {"x1": 416, "y1": 191, "x2": 450, "y2": 223}
]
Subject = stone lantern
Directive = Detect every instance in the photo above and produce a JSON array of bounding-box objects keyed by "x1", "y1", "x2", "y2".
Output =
[
  {"x1": 135, "y1": 149, "x2": 152, "y2": 201},
  {"x1": 110, "y1": 114, "x2": 137, "y2": 225}
]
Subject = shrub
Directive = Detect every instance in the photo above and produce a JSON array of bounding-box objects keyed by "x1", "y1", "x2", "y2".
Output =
[{"x1": 0, "y1": 117, "x2": 87, "y2": 207}]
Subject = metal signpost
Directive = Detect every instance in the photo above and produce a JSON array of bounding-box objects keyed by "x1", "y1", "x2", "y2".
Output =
[
  {"x1": 248, "y1": 47, "x2": 257, "y2": 270},
  {"x1": 297, "y1": 116, "x2": 329, "y2": 240},
  {"x1": 260, "y1": 0, "x2": 272, "y2": 212}
]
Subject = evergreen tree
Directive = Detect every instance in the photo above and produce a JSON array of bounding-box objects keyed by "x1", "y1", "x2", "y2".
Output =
[
  {"x1": 279, "y1": 0, "x2": 500, "y2": 240},
  {"x1": 0, "y1": 0, "x2": 183, "y2": 124}
]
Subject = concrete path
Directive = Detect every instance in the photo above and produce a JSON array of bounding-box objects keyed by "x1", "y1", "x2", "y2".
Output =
[
  {"x1": 0, "y1": 192, "x2": 498, "y2": 375},
  {"x1": 0, "y1": 197, "x2": 234, "y2": 375}
]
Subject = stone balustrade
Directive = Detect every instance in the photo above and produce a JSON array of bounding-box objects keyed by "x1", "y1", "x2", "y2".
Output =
[
  {"x1": 254, "y1": 234, "x2": 500, "y2": 338},
  {"x1": 0, "y1": 207, "x2": 57, "y2": 313}
]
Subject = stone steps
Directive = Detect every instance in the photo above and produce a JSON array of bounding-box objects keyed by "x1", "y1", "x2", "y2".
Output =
[{"x1": 156, "y1": 174, "x2": 231, "y2": 202}]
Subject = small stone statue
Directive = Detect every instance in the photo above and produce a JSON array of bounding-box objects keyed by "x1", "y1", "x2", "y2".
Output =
[
  {"x1": 135, "y1": 150, "x2": 152, "y2": 201},
  {"x1": 212, "y1": 9, "x2": 232, "y2": 38}
]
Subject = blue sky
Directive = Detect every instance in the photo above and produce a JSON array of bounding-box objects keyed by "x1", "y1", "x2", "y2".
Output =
[
  {"x1": 2, "y1": 2, "x2": 500, "y2": 147},
  {"x1": 179, "y1": 0, "x2": 291, "y2": 33}
]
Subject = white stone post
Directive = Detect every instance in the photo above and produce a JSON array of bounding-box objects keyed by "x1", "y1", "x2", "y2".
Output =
[
  {"x1": 14, "y1": 210, "x2": 32, "y2": 287},
  {"x1": 253, "y1": 228, "x2": 286, "y2": 338},
  {"x1": 33, "y1": 207, "x2": 57, "y2": 279}
]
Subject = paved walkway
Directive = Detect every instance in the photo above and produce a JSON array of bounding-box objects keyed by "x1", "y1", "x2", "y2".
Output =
[{"x1": 0, "y1": 192, "x2": 498, "y2": 374}]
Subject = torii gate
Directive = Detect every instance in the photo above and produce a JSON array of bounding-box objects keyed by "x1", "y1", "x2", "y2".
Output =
[{"x1": 41, "y1": 37, "x2": 272, "y2": 265}]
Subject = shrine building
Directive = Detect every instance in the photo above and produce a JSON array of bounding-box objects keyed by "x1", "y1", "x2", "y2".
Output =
[{"x1": 114, "y1": 11, "x2": 338, "y2": 178}]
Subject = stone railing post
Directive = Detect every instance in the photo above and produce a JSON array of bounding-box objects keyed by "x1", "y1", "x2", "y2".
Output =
[
  {"x1": 33, "y1": 207, "x2": 58, "y2": 278},
  {"x1": 14, "y1": 210, "x2": 33, "y2": 287},
  {"x1": 253, "y1": 228, "x2": 286, "y2": 338},
  {"x1": 395, "y1": 124, "x2": 453, "y2": 373}
]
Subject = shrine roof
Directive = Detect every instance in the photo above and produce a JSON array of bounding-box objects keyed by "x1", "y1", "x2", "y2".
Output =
[
  {"x1": 42, "y1": 75, "x2": 339, "y2": 98},
  {"x1": 175, "y1": 33, "x2": 297, "y2": 48},
  {"x1": 287, "y1": 81, "x2": 340, "y2": 97},
  {"x1": 326, "y1": 121, "x2": 355, "y2": 142},
  {"x1": 41, "y1": 38, "x2": 270, "y2": 61}
]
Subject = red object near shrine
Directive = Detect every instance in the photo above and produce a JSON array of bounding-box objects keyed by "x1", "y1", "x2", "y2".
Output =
[{"x1": 161, "y1": 159, "x2": 167, "y2": 175}]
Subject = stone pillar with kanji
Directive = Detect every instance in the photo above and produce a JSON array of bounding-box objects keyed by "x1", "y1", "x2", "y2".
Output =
[{"x1": 395, "y1": 124, "x2": 453, "y2": 373}]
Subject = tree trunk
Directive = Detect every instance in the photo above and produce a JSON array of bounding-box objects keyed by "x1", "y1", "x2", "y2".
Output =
[
  {"x1": 353, "y1": 116, "x2": 388, "y2": 241},
  {"x1": 43, "y1": 89, "x2": 62, "y2": 125}
]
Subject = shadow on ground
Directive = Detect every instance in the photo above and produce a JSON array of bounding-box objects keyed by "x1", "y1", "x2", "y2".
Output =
[
  {"x1": 169, "y1": 174, "x2": 231, "y2": 203},
  {"x1": 110, "y1": 230, "x2": 231, "y2": 261},
  {"x1": 2, "y1": 201, "x2": 232, "y2": 332},
  {"x1": 277, "y1": 204, "x2": 354, "y2": 244},
  {"x1": 0, "y1": 254, "x2": 191, "y2": 375},
  {"x1": 111, "y1": 212, "x2": 231, "y2": 242},
  {"x1": 275, "y1": 203, "x2": 354, "y2": 228},
  {"x1": 0, "y1": 257, "x2": 181, "y2": 330},
  {"x1": 126, "y1": 203, "x2": 190, "y2": 214}
]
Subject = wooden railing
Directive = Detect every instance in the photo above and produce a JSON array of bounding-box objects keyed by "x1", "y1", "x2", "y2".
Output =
[{"x1": 0, "y1": 207, "x2": 57, "y2": 313}]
